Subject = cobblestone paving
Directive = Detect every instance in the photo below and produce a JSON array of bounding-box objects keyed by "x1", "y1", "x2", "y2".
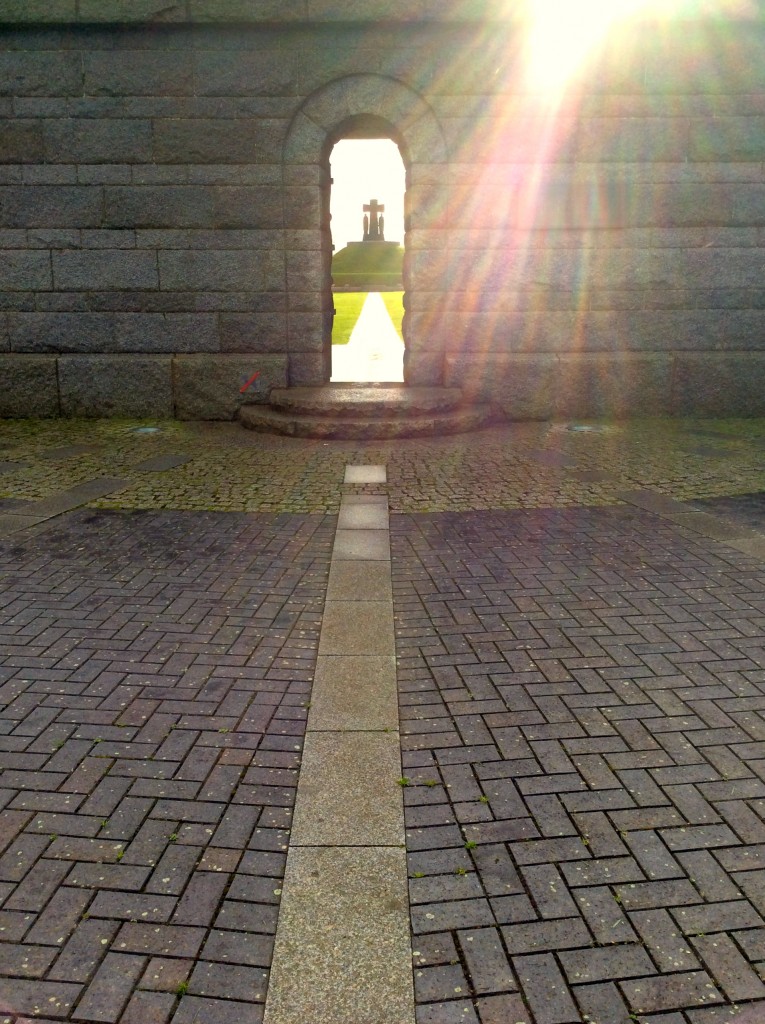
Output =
[
  {"x1": 2, "y1": 418, "x2": 765, "y2": 515},
  {"x1": 393, "y1": 508, "x2": 765, "y2": 1023},
  {"x1": 0, "y1": 509, "x2": 332, "y2": 1023}
]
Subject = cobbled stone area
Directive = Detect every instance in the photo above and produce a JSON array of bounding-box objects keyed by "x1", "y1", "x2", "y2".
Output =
[
  {"x1": 2, "y1": 418, "x2": 765, "y2": 516},
  {"x1": 393, "y1": 507, "x2": 765, "y2": 1023},
  {"x1": 0, "y1": 509, "x2": 332, "y2": 1023}
]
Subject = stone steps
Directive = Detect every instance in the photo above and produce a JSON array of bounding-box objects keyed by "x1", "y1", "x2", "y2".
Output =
[{"x1": 238, "y1": 385, "x2": 495, "y2": 439}]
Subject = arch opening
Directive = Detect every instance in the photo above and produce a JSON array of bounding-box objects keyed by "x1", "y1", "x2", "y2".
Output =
[
  {"x1": 282, "y1": 74, "x2": 447, "y2": 389},
  {"x1": 326, "y1": 131, "x2": 407, "y2": 384}
]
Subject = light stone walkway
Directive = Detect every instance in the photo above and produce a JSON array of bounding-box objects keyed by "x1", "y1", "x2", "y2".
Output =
[
  {"x1": 264, "y1": 464, "x2": 415, "y2": 1024},
  {"x1": 331, "y1": 292, "x2": 404, "y2": 383}
]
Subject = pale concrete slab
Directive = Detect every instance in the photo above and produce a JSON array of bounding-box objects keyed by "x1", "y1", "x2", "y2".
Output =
[
  {"x1": 332, "y1": 529, "x2": 389, "y2": 560},
  {"x1": 327, "y1": 560, "x2": 392, "y2": 602},
  {"x1": 344, "y1": 464, "x2": 387, "y2": 484},
  {"x1": 310, "y1": 656, "x2": 398, "y2": 731},
  {"x1": 337, "y1": 502, "x2": 389, "y2": 531},
  {"x1": 291, "y1": 731, "x2": 403, "y2": 846},
  {"x1": 26, "y1": 477, "x2": 130, "y2": 517},
  {"x1": 0, "y1": 514, "x2": 47, "y2": 535},
  {"x1": 38, "y1": 444, "x2": 102, "y2": 460},
  {"x1": 665, "y1": 511, "x2": 754, "y2": 542},
  {"x1": 133, "y1": 454, "x2": 190, "y2": 472},
  {"x1": 264, "y1": 846, "x2": 413, "y2": 1024},
  {"x1": 319, "y1": 601, "x2": 394, "y2": 656},
  {"x1": 616, "y1": 489, "x2": 692, "y2": 514},
  {"x1": 726, "y1": 534, "x2": 765, "y2": 559},
  {"x1": 341, "y1": 494, "x2": 388, "y2": 505}
]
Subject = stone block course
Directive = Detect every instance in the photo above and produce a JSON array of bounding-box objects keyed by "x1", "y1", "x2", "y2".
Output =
[
  {"x1": 53, "y1": 250, "x2": 159, "y2": 291},
  {"x1": 152, "y1": 118, "x2": 285, "y2": 165},
  {"x1": 159, "y1": 250, "x2": 284, "y2": 292},
  {"x1": 0, "y1": 250, "x2": 51, "y2": 290},
  {"x1": 104, "y1": 186, "x2": 216, "y2": 229},
  {"x1": 58, "y1": 354, "x2": 173, "y2": 417},
  {"x1": 219, "y1": 313, "x2": 287, "y2": 352},
  {"x1": 0, "y1": 119, "x2": 44, "y2": 163},
  {"x1": 44, "y1": 119, "x2": 154, "y2": 164},
  {"x1": 173, "y1": 353, "x2": 287, "y2": 419},
  {"x1": 672, "y1": 353, "x2": 765, "y2": 417},
  {"x1": 83, "y1": 51, "x2": 196, "y2": 97},
  {"x1": 0, "y1": 51, "x2": 81, "y2": 95},
  {"x1": 79, "y1": 0, "x2": 187, "y2": 18},
  {"x1": 194, "y1": 50, "x2": 298, "y2": 97}
]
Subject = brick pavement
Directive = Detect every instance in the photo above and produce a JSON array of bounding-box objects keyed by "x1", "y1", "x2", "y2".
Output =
[
  {"x1": 0, "y1": 509, "x2": 333, "y2": 1023},
  {"x1": 393, "y1": 507, "x2": 765, "y2": 1023},
  {"x1": 6, "y1": 421, "x2": 765, "y2": 1022}
]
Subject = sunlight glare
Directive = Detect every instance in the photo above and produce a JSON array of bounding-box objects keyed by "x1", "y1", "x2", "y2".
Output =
[{"x1": 526, "y1": 0, "x2": 666, "y2": 93}]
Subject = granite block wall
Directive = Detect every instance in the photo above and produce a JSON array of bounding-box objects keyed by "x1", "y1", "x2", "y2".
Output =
[{"x1": 0, "y1": 2, "x2": 764, "y2": 417}]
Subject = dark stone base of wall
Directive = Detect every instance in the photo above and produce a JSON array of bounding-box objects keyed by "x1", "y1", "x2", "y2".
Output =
[
  {"x1": 3, "y1": 352, "x2": 765, "y2": 421},
  {"x1": 0, "y1": 354, "x2": 288, "y2": 420},
  {"x1": 446, "y1": 352, "x2": 765, "y2": 421}
]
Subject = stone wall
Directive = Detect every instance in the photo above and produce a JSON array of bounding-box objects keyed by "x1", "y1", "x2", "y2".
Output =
[{"x1": 1, "y1": 1, "x2": 764, "y2": 418}]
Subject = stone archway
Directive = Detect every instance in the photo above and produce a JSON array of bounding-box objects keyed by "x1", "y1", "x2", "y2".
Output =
[{"x1": 283, "y1": 74, "x2": 448, "y2": 387}]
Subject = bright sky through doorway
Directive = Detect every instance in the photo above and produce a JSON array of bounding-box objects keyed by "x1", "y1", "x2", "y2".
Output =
[{"x1": 330, "y1": 139, "x2": 405, "y2": 252}]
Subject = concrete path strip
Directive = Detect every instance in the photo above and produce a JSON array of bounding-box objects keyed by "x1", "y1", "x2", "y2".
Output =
[{"x1": 264, "y1": 463, "x2": 415, "y2": 1024}]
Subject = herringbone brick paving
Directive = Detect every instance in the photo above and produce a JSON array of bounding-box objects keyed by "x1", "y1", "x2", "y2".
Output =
[
  {"x1": 0, "y1": 509, "x2": 333, "y2": 1023},
  {"x1": 392, "y1": 507, "x2": 765, "y2": 1023}
]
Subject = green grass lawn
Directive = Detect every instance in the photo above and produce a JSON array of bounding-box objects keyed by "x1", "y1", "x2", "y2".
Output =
[
  {"x1": 381, "y1": 291, "x2": 404, "y2": 340},
  {"x1": 332, "y1": 290, "x2": 405, "y2": 345},
  {"x1": 332, "y1": 292, "x2": 368, "y2": 345}
]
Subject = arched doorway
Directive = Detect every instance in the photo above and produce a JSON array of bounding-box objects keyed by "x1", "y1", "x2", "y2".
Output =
[
  {"x1": 327, "y1": 132, "x2": 406, "y2": 383},
  {"x1": 282, "y1": 74, "x2": 448, "y2": 388}
]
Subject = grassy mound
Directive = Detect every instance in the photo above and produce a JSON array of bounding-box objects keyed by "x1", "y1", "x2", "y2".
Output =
[{"x1": 332, "y1": 243, "x2": 403, "y2": 289}]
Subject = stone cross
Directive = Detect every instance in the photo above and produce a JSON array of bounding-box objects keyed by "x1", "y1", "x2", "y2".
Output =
[{"x1": 363, "y1": 199, "x2": 385, "y2": 241}]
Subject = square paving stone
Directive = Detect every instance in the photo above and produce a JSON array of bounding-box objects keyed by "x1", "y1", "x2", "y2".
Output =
[
  {"x1": 616, "y1": 489, "x2": 691, "y2": 514},
  {"x1": 291, "y1": 731, "x2": 404, "y2": 846},
  {"x1": 666, "y1": 511, "x2": 752, "y2": 541},
  {"x1": 38, "y1": 445, "x2": 102, "y2": 460},
  {"x1": 264, "y1": 846, "x2": 412, "y2": 1024},
  {"x1": 133, "y1": 454, "x2": 191, "y2": 473},
  {"x1": 25, "y1": 477, "x2": 129, "y2": 517},
  {"x1": 0, "y1": 513, "x2": 46, "y2": 534},
  {"x1": 310, "y1": 656, "x2": 398, "y2": 731},
  {"x1": 337, "y1": 502, "x2": 389, "y2": 531},
  {"x1": 326, "y1": 560, "x2": 392, "y2": 601},
  {"x1": 344, "y1": 465, "x2": 387, "y2": 484},
  {"x1": 318, "y1": 601, "x2": 395, "y2": 656},
  {"x1": 332, "y1": 529, "x2": 390, "y2": 560}
]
